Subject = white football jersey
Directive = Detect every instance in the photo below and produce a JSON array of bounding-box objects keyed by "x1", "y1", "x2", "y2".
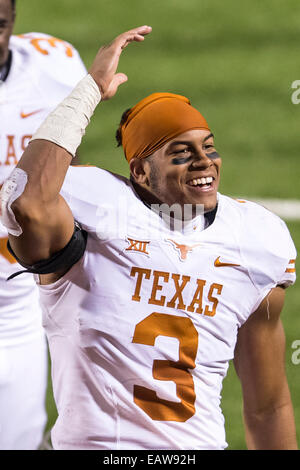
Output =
[
  {"x1": 0, "y1": 33, "x2": 87, "y2": 345},
  {"x1": 38, "y1": 167, "x2": 297, "y2": 450}
]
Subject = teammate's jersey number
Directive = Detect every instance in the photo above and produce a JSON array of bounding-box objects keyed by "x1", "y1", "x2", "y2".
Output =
[
  {"x1": 132, "y1": 313, "x2": 198, "y2": 422},
  {"x1": 19, "y1": 35, "x2": 74, "y2": 58},
  {"x1": 0, "y1": 237, "x2": 16, "y2": 264}
]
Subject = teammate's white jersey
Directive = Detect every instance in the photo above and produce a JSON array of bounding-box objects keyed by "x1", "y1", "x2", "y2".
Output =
[
  {"x1": 0, "y1": 33, "x2": 87, "y2": 345},
  {"x1": 39, "y1": 167, "x2": 296, "y2": 450}
]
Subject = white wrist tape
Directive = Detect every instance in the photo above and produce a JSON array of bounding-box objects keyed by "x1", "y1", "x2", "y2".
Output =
[
  {"x1": 0, "y1": 168, "x2": 28, "y2": 236},
  {"x1": 31, "y1": 74, "x2": 101, "y2": 157}
]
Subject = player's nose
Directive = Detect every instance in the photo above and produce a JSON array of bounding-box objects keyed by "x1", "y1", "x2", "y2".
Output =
[{"x1": 191, "y1": 149, "x2": 213, "y2": 169}]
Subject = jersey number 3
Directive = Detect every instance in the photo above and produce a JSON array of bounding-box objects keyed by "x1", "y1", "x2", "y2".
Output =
[{"x1": 132, "y1": 313, "x2": 198, "y2": 422}]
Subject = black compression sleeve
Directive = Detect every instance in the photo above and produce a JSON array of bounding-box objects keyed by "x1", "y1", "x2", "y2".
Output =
[{"x1": 7, "y1": 222, "x2": 87, "y2": 280}]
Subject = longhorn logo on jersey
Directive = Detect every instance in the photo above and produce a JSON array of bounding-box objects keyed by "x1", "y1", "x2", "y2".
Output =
[{"x1": 167, "y1": 239, "x2": 202, "y2": 261}]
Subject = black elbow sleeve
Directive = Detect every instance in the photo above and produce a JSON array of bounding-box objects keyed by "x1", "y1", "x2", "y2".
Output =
[{"x1": 7, "y1": 222, "x2": 87, "y2": 280}]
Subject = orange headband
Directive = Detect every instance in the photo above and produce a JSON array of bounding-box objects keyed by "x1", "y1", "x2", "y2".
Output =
[{"x1": 120, "y1": 92, "x2": 210, "y2": 162}]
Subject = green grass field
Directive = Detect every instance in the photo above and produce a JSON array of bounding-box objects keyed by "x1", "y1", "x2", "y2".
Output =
[{"x1": 14, "y1": 0, "x2": 300, "y2": 450}]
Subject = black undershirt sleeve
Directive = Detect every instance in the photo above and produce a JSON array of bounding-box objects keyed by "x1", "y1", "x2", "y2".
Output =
[{"x1": 6, "y1": 222, "x2": 88, "y2": 280}]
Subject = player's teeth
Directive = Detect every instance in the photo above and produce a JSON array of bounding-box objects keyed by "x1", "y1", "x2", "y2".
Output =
[{"x1": 188, "y1": 177, "x2": 213, "y2": 186}]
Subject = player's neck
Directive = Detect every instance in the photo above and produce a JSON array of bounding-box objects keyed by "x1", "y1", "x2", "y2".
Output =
[
  {"x1": 131, "y1": 179, "x2": 217, "y2": 226},
  {"x1": 131, "y1": 180, "x2": 162, "y2": 208},
  {"x1": 0, "y1": 51, "x2": 12, "y2": 82}
]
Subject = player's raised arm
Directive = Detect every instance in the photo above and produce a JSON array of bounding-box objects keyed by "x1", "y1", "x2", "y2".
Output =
[
  {"x1": 89, "y1": 26, "x2": 152, "y2": 100},
  {"x1": 0, "y1": 26, "x2": 152, "y2": 266}
]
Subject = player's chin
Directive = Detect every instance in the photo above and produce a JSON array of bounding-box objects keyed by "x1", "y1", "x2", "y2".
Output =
[
  {"x1": 185, "y1": 186, "x2": 218, "y2": 212},
  {"x1": 202, "y1": 195, "x2": 218, "y2": 214}
]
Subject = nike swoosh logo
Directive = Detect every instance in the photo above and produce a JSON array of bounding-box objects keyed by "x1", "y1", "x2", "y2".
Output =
[
  {"x1": 20, "y1": 109, "x2": 42, "y2": 119},
  {"x1": 214, "y1": 256, "x2": 240, "y2": 268}
]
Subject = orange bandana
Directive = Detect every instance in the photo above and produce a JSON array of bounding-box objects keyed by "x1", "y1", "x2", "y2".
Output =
[{"x1": 120, "y1": 92, "x2": 210, "y2": 162}]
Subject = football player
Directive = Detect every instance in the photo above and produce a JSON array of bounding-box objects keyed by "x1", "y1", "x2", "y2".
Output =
[
  {"x1": 0, "y1": 0, "x2": 86, "y2": 449},
  {"x1": 0, "y1": 25, "x2": 298, "y2": 449}
]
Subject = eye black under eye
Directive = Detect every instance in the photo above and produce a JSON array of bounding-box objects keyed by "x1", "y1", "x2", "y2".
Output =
[
  {"x1": 206, "y1": 151, "x2": 220, "y2": 160},
  {"x1": 172, "y1": 155, "x2": 193, "y2": 165}
]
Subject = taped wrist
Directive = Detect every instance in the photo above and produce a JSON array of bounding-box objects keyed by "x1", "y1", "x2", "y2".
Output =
[
  {"x1": 0, "y1": 168, "x2": 28, "y2": 236},
  {"x1": 31, "y1": 74, "x2": 101, "y2": 157},
  {"x1": 6, "y1": 222, "x2": 87, "y2": 280}
]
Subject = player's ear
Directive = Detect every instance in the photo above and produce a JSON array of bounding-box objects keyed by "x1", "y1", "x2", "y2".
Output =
[{"x1": 129, "y1": 157, "x2": 148, "y2": 184}]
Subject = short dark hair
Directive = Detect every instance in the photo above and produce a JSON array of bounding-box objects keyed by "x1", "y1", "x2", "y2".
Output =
[
  {"x1": 11, "y1": 0, "x2": 16, "y2": 9},
  {"x1": 115, "y1": 108, "x2": 131, "y2": 147}
]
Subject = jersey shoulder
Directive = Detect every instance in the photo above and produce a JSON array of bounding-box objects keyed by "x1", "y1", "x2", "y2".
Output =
[
  {"x1": 61, "y1": 166, "x2": 132, "y2": 232},
  {"x1": 222, "y1": 195, "x2": 296, "y2": 289},
  {"x1": 10, "y1": 32, "x2": 87, "y2": 87},
  {"x1": 226, "y1": 195, "x2": 293, "y2": 246}
]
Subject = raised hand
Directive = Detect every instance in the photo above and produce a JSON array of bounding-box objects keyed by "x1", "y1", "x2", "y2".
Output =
[{"x1": 89, "y1": 25, "x2": 152, "y2": 100}]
